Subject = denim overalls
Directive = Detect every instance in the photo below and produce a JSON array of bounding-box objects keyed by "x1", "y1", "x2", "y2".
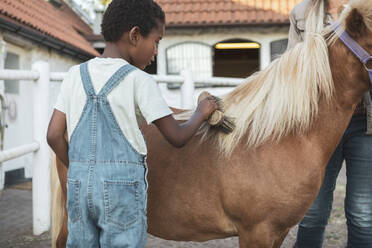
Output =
[{"x1": 66, "y1": 62, "x2": 148, "y2": 247}]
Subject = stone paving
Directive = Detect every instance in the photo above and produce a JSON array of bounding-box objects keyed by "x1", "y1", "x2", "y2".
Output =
[
  {"x1": 0, "y1": 187, "x2": 50, "y2": 248},
  {"x1": 0, "y1": 168, "x2": 347, "y2": 248}
]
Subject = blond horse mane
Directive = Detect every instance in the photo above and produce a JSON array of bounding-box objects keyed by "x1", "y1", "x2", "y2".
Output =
[
  {"x1": 205, "y1": 33, "x2": 334, "y2": 156},
  {"x1": 339, "y1": 0, "x2": 372, "y2": 31},
  {"x1": 305, "y1": 0, "x2": 327, "y2": 34},
  {"x1": 175, "y1": 32, "x2": 334, "y2": 156}
]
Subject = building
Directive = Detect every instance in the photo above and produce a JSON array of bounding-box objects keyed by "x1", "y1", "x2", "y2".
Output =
[
  {"x1": 150, "y1": 0, "x2": 301, "y2": 107},
  {"x1": 0, "y1": 0, "x2": 99, "y2": 188},
  {"x1": 154, "y1": 0, "x2": 300, "y2": 78}
]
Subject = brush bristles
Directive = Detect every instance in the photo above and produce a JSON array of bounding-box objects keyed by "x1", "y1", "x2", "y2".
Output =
[
  {"x1": 211, "y1": 96, "x2": 235, "y2": 133},
  {"x1": 197, "y1": 91, "x2": 236, "y2": 133},
  {"x1": 220, "y1": 117, "x2": 235, "y2": 133}
]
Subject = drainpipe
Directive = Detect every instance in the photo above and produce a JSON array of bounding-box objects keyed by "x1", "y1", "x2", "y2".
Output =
[
  {"x1": 0, "y1": 40, "x2": 7, "y2": 150},
  {"x1": 0, "y1": 40, "x2": 7, "y2": 194},
  {"x1": 93, "y1": 4, "x2": 104, "y2": 35}
]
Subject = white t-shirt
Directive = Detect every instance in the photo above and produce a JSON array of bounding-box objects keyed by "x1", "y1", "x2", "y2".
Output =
[{"x1": 54, "y1": 57, "x2": 172, "y2": 155}]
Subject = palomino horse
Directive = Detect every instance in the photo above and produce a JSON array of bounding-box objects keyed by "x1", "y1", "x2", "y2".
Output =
[{"x1": 51, "y1": 1, "x2": 372, "y2": 247}]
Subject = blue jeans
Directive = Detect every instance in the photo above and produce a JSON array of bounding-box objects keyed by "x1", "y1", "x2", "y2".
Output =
[{"x1": 296, "y1": 115, "x2": 372, "y2": 248}]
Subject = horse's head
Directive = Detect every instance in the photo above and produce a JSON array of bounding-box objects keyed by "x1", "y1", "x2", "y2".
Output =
[{"x1": 329, "y1": 0, "x2": 372, "y2": 91}]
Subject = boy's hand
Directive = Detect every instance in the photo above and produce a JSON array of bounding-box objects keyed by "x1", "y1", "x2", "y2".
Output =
[
  {"x1": 196, "y1": 96, "x2": 218, "y2": 120},
  {"x1": 154, "y1": 97, "x2": 218, "y2": 148}
]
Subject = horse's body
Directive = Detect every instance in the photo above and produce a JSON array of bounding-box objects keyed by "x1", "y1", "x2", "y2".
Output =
[
  {"x1": 144, "y1": 108, "x2": 347, "y2": 247},
  {"x1": 51, "y1": 1, "x2": 372, "y2": 247}
]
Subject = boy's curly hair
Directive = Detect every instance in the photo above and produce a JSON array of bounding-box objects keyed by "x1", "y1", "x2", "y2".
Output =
[{"x1": 101, "y1": 0, "x2": 165, "y2": 42}]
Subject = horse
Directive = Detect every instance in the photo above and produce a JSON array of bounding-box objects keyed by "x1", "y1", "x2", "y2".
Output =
[{"x1": 50, "y1": 1, "x2": 372, "y2": 247}]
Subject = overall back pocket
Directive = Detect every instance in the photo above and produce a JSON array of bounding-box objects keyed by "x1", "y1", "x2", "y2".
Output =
[
  {"x1": 67, "y1": 178, "x2": 82, "y2": 223},
  {"x1": 103, "y1": 180, "x2": 139, "y2": 230}
]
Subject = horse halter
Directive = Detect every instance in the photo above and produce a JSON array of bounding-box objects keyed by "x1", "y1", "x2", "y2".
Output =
[{"x1": 332, "y1": 22, "x2": 372, "y2": 86}]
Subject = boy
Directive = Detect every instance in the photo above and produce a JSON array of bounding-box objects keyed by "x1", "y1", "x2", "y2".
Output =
[{"x1": 47, "y1": 0, "x2": 217, "y2": 247}]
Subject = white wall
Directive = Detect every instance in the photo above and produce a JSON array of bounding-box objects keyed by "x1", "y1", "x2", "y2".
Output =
[
  {"x1": 0, "y1": 33, "x2": 81, "y2": 180},
  {"x1": 157, "y1": 26, "x2": 289, "y2": 76}
]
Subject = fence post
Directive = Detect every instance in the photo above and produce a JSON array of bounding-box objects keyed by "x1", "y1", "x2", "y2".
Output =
[
  {"x1": 180, "y1": 69, "x2": 194, "y2": 109},
  {"x1": 32, "y1": 61, "x2": 51, "y2": 235}
]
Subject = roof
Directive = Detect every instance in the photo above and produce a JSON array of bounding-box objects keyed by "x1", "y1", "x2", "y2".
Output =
[
  {"x1": 157, "y1": 0, "x2": 302, "y2": 27},
  {"x1": 0, "y1": 0, "x2": 99, "y2": 58},
  {"x1": 0, "y1": 0, "x2": 302, "y2": 57}
]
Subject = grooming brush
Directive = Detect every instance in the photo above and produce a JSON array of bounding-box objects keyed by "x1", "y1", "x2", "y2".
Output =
[{"x1": 198, "y1": 91, "x2": 236, "y2": 133}]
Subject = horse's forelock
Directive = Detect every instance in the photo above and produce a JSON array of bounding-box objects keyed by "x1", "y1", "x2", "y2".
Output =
[{"x1": 341, "y1": 0, "x2": 372, "y2": 37}]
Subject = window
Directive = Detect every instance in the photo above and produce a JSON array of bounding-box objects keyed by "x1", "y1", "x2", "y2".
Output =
[
  {"x1": 4, "y1": 52, "x2": 20, "y2": 94},
  {"x1": 166, "y1": 42, "x2": 212, "y2": 77},
  {"x1": 213, "y1": 39, "x2": 260, "y2": 78},
  {"x1": 270, "y1": 39, "x2": 288, "y2": 61}
]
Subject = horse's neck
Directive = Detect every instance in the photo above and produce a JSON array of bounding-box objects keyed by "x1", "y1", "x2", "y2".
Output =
[
  {"x1": 307, "y1": 42, "x2": 368, "y2": 163},
  {"x1": 309, "y1": 99, "x2": 353, "y2": 155},
  {"x1": 329, "y1": 41, "x2": 369, "y2": 110}
]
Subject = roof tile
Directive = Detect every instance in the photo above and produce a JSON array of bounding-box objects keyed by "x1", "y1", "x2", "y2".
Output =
[
  {"x1": 0, "y1": 0, "x2": 99, "y2": 56},
  {"x1": 156, "y1": 0, "x2": 302, "y2": 27}
]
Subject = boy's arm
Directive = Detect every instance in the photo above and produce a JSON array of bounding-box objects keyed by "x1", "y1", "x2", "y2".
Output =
[
  {"x1": 153, "y1": 97, "x2": 217, "y2": 148},
  {"x1": 47, "y1": 109, "x2": 69, "y2": 168}
]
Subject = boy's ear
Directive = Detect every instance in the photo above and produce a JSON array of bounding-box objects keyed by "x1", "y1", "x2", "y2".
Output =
[
  {"x1": 129, "y1": 26, "x2": 141, "y2": 46},
  {"x1": 345, "y1": 8, "x2": 367, "y2": 39}
]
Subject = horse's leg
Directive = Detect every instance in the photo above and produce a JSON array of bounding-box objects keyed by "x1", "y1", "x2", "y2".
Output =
[
  {"x1": 273, "y1": 229, "x2": 289, "y2": 248},
  {"x1": 56, "y1": 209, "x2": 68, "y2": 248},
  {"x1": 238, "y1": 223, "x2": 277, "y2": 248}
]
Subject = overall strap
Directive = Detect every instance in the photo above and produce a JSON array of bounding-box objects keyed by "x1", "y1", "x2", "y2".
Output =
[
  {"x1": 79, "y1": 62, "x2": 96, "y2": 96},
  {"x1": 98, "y1": 64, "x2": 137, "y2": 97}
]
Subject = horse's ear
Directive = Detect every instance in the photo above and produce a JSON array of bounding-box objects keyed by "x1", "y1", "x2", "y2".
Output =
[{"x1": 345, "y1": 8, "x2": 367, "y2": 38}]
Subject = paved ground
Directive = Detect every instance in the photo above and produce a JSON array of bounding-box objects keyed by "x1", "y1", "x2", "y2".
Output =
[
  {"x1": 0, "y1": 168, "x2": 347, "y2": 248},
  {"x1": 0, "y1": 185, "x2": 51, "y2": 248}
]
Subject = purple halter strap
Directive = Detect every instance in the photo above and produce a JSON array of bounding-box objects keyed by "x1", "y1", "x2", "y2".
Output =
[{"x1": 331, "y1": 22, "x2": 372, "y2": 85}]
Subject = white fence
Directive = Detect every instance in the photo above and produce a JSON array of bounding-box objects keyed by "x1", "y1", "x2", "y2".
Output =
[{"x1": 0, "y1": 61, "x2": 244, "y2": 235}]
